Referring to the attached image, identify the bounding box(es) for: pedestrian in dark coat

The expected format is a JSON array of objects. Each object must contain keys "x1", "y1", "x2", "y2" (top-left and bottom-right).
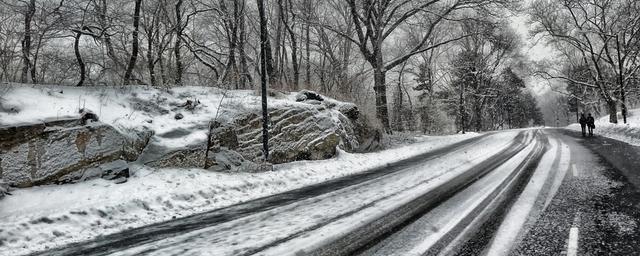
[
  {"x1": 587, "y1": 113, "x2": 595, "y2": 137},
  {"x1": 579, "y1": 113, "x2": 587, "y2": 137}
]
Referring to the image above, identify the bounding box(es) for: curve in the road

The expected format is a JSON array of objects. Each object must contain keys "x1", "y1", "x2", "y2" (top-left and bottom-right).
[{"x1": 28, "y1": 133, "x2": 491, "y2": 256}]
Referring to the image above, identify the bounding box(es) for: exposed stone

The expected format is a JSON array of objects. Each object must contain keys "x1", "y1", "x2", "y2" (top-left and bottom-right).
[
  {"x1": 112, "y1": 176, "x2": 128, "y2": 184},
  {"x1": 208, "y1": 121, "x2": 238, "y2": 150},
  {"x1": 79, "y1": 108, "x2": 99, "y2": 125},
  {"x1": 0, "y1": 119, "x2": 125, "y2": 188},
  {"x1": 295, "y1": 90, "x2": 324, "y2": 102},
  {"x1": 206, "y1": 147, "x2": 258, "y2": 172},
  {"x1": 352, "y1": 114, "x2": 383, "y2": 152},
  {"x1": 0, "y1": 179, "x2": 10, "y2": 199},
  {"x1": 100, "y1": 160, "x2": 129, "y2": 180},
  {"x1": 121, "y1": 127, "x2": 154, "y2": 162},
  {"x1": 305, "y1": 99, "x2": 322, "y2": 105},
  {"x1": 138, "y1": 141, "x2": 207, "y2": 169},
  {"x1": 206, "y1": 101, "x2": 378, "y2": 166},
  {"x1": 174, "y1": 113, "x2": 184, "y2": 120},
  {"x1": 338, "y1": 103, "x2": 359, "y2": 120}
]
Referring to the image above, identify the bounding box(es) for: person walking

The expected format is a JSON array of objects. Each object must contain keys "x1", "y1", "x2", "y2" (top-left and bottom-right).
[
  {"x1": 587, "y1": 113, "x2": 595, "y2": 137},
  {"x1": 579, "y1": 113, "x2": 587, "y2": 137}
]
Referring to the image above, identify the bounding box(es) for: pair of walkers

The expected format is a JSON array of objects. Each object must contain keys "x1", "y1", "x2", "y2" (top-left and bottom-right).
[{"x1": 579, "y1": 113, "x2": 595, "y2": 137}]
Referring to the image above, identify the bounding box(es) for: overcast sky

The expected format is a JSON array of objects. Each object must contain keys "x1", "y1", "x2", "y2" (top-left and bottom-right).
[{"x1": 508, "y1": 6, "x2": 561, "y2": 96}]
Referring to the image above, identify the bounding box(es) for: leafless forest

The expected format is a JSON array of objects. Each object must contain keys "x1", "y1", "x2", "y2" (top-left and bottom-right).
[{"x1": 2, "y1": 0, "x2": 639, "y2": 133}]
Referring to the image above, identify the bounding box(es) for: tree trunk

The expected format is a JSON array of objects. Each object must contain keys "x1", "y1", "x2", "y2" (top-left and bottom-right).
[
  {"x1": 607, "y1": 100, "x2": 618, "y2": 124},
  {"x1": 279, "y1": 0, "x2": 299, "y2": 90},
  {"x1": 74, "y1": 32, "x2": 86, "y2": 87},
  {"x1": 99, "y1": 0, "x2": 124, "y2": 75},
  {"x1": 123, "y1": 0, "x2": 142, "y2": 84},
  {"x1": 174, "y1": 0, "x2": 184, "y2": 85},
  {"x1": 238, "y1": 1, "x2": 250, "y2": 89},
  {"x1": 474, "y1": 96, "x2": 484, "y2": 132},
  {"x1": 31, "y1": 33, "x2": 44, "y2": 83},
  {"x1": 257, "y1": 0, "x2": 270, "y2": 161},
  {"x1": 305, "y1": 14, "x2": 311, "y2": 87},
  {"x1": 621, "y1": 86, "x2": 627, "y2": 124},
  {"x1": 459, "y1": 82, "x2": 466, "y2": 134},
  {"x1": 20, "y1": 0, "x2": 36, "y2": 83},
  {"x1": 373, "y1": 66, "x2": 391, "y2": 133},
  {"x1": 147, "y1": 30, "x2": 156, "y2": 87}
]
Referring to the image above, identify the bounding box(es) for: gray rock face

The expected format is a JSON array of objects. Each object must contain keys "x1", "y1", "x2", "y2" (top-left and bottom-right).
[
  {"x1": 0, "y1": 179, "x2": 10, "y2": 199},
  {"x1": 100, "y1": 160, "x2": 130, "y2": 180},
  {"x1": 0, "y1": 119, "x2": 126, "y2": 187},
  {"x1": 295, "y1": 90, "x2": 324, "y2": 102},
  {"x1": 121, "y1": 127, "x2": 154, "y2": 161},
  {"x1": 206, "y1": 98, "x2": 381, "y2": 167},
  {"x1": 137, "y1": 140, "x2": 207, "y2": 169}
]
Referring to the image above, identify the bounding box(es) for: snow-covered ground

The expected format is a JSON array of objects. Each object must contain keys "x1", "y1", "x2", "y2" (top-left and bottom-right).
[
  {"x1": 0, "y1": 84, "x2": 348, "y2": 148},
  {"x1": 0, "y1": 130, "x2": 479, "y2": 255},
  {"x1": 567, "y1": 108, "x2": 640, "y2": 146},
  {"x1": 96, "y1": 131, "x2": 522, "y2": 256}
]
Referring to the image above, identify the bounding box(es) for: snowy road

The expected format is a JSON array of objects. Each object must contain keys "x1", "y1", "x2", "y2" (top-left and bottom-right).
[{"x1": 24, "y1": 128, "x2": 640, "y2": 256}]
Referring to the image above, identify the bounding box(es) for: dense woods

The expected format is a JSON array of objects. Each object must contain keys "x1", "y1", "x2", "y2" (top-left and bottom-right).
[{"x1": 0, "y1": 0, "x2": 548, "y2": 133}]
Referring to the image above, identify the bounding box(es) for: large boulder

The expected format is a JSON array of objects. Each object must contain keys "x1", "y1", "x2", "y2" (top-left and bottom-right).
[
  {"x1": 0, "y1": 119, "x2": 125, "y2": 187},
  {"x1": 206, "y1": 97, "x2": 380, "y2": 167}
]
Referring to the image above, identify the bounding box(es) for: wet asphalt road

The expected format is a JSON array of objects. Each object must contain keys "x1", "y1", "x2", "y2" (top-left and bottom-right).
[{"x1": 457, "y1": 129, "x2": 640, "y2": 256}]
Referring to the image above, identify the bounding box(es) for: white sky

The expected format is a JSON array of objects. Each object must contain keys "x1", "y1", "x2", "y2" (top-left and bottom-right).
[{"x1": 509, "y1": 9, "x2": 560, "y2": 96}]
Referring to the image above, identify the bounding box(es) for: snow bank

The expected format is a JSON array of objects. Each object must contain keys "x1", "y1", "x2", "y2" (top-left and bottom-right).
[
  {"x1": 566, "y1": 109, "x2": 640, "y2": 146},
  {"x1": 0, "y1": 84, "x2": 290, "y2": 148},
  {"x1": 0, "y1": 131, "x2": 478, "y2": 255}
]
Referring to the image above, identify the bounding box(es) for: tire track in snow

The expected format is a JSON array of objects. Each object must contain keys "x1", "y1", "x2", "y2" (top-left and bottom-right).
[
  {"x1": 484, "y1": 133, "x2": 573, "y2": 256},
  {"x1": 27, "y1": 134, "x2": 491, "y2": 256}
]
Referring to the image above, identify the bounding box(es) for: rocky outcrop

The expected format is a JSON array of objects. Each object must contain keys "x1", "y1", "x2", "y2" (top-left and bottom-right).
[
  {"x1": 206, "y1": 98, "x2": 381, "y2": 169},
  {"x1": 0, "y1": 91, "x2": 382, "y2": 187},
  {"x1": 0, "y1": 118, "x2": 126, "y2": 187},
  {"x1": 120, "y1": 127, "x2": 154, "y2": 161},
  {"x1": 135, "y1": 140, "x2": 207, "y2": 169}
]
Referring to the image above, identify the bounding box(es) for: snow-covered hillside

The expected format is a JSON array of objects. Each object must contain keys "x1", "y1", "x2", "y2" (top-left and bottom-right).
[
  {"x1": 1, "y1": 84, "x2": 388, "y2": 188},
  {"x1": 1, "y1": 84, "x2": 320, "y2": 148},
  {"x1": 567, "y1": 109, "x2": 640, "y2": 146}
]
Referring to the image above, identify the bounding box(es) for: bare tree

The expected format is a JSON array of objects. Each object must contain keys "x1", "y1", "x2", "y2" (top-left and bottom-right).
[
  {"x1": 123, "y1": 0, "x2": 143, "y2": 84},
  {"x1": 332, "y1": 0, "x2": 507, "y2": 132},
  {"x1": 531, "y1": 0, "x2": 640, "y2": 123},
  {"x1": 20, "y1": 0, "x2": 36, "y2": 83},
  {"x1": 257, "y1": 0, "x2": 270, "y2": 160}
]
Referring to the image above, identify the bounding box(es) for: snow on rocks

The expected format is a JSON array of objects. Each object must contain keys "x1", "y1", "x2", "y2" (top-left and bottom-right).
[
  {"x1": 0, "y1": 118, "x2": 126, "y2": 187},
  {"x1": 0, "y1": 84, "x2": 382, "y2": 183}
]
